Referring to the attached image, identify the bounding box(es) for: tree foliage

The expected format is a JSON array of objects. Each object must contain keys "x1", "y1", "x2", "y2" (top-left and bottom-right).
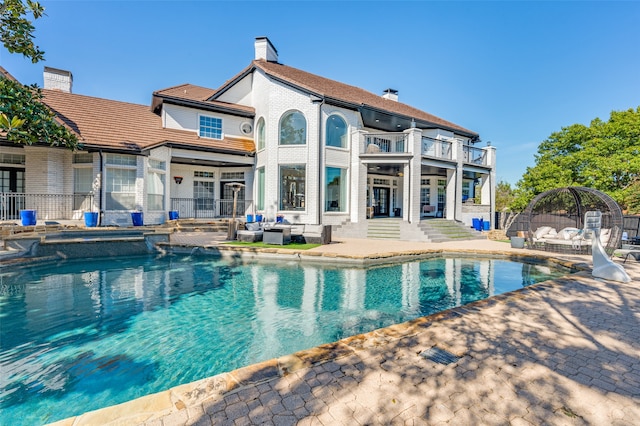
[
  {"x1": 0, "y1": 76, "x2": 80, "y2": 149},
  {"x1": 0, "y1": 0, "x2": 45, "y2": 63},
  {"x1": 514, "y1": 107, "x2": 640, "y2": 213},
  {"x1": 0, "y1": 0, "x2": 79, "y2": 150}
]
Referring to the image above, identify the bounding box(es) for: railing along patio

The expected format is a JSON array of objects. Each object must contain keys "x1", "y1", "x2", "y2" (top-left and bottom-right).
[
  {"x1": 170, "y1": 198, "x2": 254, "y2": 219},
  {"x1": 0, "y1": 193, "x2": 94, "y2": 221},
  {"x1": 463, "y1": 145, "x2": 487, "y2": 165}
]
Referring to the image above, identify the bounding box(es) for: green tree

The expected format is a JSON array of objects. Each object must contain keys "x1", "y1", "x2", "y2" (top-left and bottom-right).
[
  {"x1": 1, "y1": 0, "x2": 45, "y2": 62},
  {"x1": 514, "y1": 107, "x2": 640, "y2": 212},
  {"x1": 0, "y1": 76, "x2": 80, "y2": 149},
  {"x1": 0, "y1": 0, "x2": 79, "y2": 149}
]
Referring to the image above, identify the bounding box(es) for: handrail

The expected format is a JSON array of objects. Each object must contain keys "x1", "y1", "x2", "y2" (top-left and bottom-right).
[
  {"x1": 463, "y1": 145, "x2": 487, "y2": 165},
  {"x1": 0, "y1": 192, "x2": 94, "y2": 220},
  {"x1": 421, "y1": 137, "x2": 453, "y2": 160},
  {"x1": 363, "y1": 133, "x2": 408, "y2": 154}
]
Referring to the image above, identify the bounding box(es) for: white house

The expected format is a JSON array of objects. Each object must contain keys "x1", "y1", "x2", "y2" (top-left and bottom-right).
[{"x1": 0, "y1": 37, "x2": 495, "y2": 239}]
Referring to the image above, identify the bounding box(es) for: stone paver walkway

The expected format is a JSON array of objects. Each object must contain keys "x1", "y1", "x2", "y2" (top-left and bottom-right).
[{"x1": 50, "y1": 236, "x2": 639, "y2": 426}]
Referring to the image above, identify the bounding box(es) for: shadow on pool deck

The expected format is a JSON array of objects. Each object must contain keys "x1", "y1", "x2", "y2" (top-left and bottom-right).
[{"x1": 44, "y1": 236, "x2": 640, "y2": 425}]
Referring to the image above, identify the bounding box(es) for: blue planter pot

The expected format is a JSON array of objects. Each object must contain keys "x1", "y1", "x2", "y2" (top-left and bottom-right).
[
  {"x1": 84, "y1": 212, "x2": 99, "y2": 227},
  {"x1": 131, "y1": 212, "x2": 144, "y2": 226},
  {"x1": 20, "y1": 210, "x2": 37, "y2": 226}
]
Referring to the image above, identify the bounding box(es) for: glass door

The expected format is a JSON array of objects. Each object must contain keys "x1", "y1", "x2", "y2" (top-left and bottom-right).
[
  {"x1": 0, "y1": 167, "x2": 25, "y2": 219},
  {"x1": 373, "y1": 187, "x2": 389, "y2": 216}
]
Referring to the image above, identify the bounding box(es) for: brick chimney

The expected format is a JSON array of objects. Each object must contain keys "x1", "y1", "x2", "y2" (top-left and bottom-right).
[
  {"x1": 254, "y1": 37, "x2": 278, "y2": 62},
  {"x1": 43, "y1": 67, "x2": 73, "y2": 93},
  {"x1": 382, "y1": 88, "x2": 398, "y2": 102}
]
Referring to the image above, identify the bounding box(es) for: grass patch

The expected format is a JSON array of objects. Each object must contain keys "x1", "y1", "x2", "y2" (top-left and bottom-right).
[{"x1": 223, "y1": 241, "x2": 321, "y2": 250}]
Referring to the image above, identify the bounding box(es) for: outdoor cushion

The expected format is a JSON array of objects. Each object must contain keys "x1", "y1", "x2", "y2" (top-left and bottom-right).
[
  {"x1": 246, "y1": 222, "x2": 262, "y2": 231},
  {"x1": 558, "y1": 227, "x2": 580, "y2": 240},
  {"x1": 534, "y1": 226, "x2": 553, "y2": 239}
]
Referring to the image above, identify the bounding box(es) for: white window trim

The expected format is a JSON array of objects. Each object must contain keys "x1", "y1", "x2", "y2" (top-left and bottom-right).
[{"x1": 198, "y1": 114, "x2": 224, "y2": 140}]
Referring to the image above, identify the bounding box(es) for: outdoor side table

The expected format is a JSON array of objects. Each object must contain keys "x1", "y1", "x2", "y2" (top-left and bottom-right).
[{"x1": 263, "y1": 226, "x2": 291, "y2": 245}]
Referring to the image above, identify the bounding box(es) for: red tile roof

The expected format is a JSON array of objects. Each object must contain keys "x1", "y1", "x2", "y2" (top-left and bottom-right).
[{"x1": 41, "y1": 89, "x2": 255, "y2": 154}]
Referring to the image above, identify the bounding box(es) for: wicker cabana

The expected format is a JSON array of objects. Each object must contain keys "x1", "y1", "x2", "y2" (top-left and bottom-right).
[{"x1": 519, "y1": 187, "x2": 623, "y2": 254}]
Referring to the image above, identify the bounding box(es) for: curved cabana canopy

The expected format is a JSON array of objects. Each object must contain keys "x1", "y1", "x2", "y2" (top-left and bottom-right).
[{"x1": 520, "y1": 187, "x2": 623, "y2": 254}]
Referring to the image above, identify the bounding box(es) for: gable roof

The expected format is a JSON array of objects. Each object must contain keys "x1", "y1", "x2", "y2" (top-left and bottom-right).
[
  {"x1": 212, "y1": 59, "x2": 478, "y2": 138},
  {"x1": 151, "y1": 83, "x2": 254, "y2": 117},
  {"x1": 41, "y1": 89, "x2": 254, "y2": 154}
]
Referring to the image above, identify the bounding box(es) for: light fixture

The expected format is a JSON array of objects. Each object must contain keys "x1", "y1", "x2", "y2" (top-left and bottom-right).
[{"x1": 174, "y1": 176, "x2": 183, "y2": 184}]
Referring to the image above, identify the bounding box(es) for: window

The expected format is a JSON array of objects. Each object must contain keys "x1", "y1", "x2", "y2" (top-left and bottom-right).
[
  {"x1": 199, "y1": 115, "x2": 222, "y2": 139},
  {"x1": 147, "y1": 159, "x2": 166, "y2": 210},
  {"x1": 257, "y1": 117, "x2": 265, "y2": 150},
  {"x1": 221, "y1": 172, "x2": 245, "y2": 180},
  {"x1": 106, "y1": 168, "x2": 137, "y2": 210},
  {"x1": 280, "y1": 165, "x2": 305, "y2": 211},
  {"x1": 105, "y1": 154, "x2": 137, "y2": 210},
  {"x1": 325, "y1": 167, "x2": 347, "y2": 212},
  {"x1": 74, "y1": 167, "x2": 93, "y2": 210},
  {"x1": 106, "y1": 154, "x2": 136, "y2": 166},
  {"x1": 194, "y1": 181, "x2": 215, "y2": 210},
  {"x1": 0, "y1": 153, "x2": 25, "y2": 165},
  {"x1": 279, "y1": 111, "x2": 306, "y2": 145},
  {"x1": 257, "y1": 167, "x2": 265, "y2": 211},
  {"x1": 326, "y1": 115, "x2": 347, "y2": 148},
  {"x1": 420, "y1": 187, "x2": 431, "y2": 206},
  {"x1": 73, "y1": 153, "x2": 93, "y2": 164},
  {"x1": 194, "y1": 170, "x2": 215, "y2": 178}
]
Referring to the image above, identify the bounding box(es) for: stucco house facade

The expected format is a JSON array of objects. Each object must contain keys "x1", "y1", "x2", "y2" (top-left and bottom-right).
[{"x1": 0, "y1": 37, "x2": 495, "y2": 238}]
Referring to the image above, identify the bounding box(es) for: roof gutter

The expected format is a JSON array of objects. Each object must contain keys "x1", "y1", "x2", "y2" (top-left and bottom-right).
[{"x1": 154, "y1": 96, "x2": 254, "y2": 118}]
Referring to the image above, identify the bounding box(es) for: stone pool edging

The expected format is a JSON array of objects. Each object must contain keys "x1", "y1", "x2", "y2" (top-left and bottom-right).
[{"x1": 46, "y1": 250, "x2": 589, "y2": 426}]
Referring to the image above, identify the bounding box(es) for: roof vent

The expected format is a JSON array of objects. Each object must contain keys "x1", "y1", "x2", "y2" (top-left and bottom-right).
[
  {"x1": 382, "y1": 88, "x2": 398, "y2": 102},
  {"x1": 43, "y1": 67, "x2": 73, "y2": 93},
  {"x1": 255, "y1": 37, "x2": 278, "y2": 62}
]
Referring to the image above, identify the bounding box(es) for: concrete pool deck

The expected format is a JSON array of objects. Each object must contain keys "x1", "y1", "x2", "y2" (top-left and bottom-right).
[{"x1": 47, "y1": 236, "x2": 639, "y2": 426}]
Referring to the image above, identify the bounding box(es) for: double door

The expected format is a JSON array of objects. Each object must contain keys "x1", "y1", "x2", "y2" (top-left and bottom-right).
[
  {"x1": 372, "y1": 187, "x2": 389, "y2": 217},
  {"x1": 0, "y1": 168, "x2": 25, "y2": 219}
]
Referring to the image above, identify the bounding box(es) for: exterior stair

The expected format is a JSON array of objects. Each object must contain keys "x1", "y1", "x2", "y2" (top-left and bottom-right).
[
  {"x1": 333, "y1": 218, "x2": 485, "y2": 243},
  {"x1": 418, "y1": 219, "x2": 485, "y2": 242},
  {"x1": 171, "y1": 219, "x2": 229, "y2": 233},
  {"x1": 367, "y1": 218, "x2": 402, "y2": 240}
]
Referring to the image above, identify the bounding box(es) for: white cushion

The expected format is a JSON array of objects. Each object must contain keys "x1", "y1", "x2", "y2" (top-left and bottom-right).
[
  {"x1": 534, "y1": 226, "x2": 553, "y2": 239},
  {"x1": 558, "y1": 227, "x2": 580, "y2": 240}
]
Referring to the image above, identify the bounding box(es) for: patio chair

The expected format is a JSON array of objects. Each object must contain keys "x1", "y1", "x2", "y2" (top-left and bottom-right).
[{"x1": 623, "y1": 250, "x2": 640, "y2": 263}]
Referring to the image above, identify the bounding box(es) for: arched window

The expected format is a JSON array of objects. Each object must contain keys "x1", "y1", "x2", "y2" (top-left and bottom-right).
[
  {"x1": 256, "y1": 117, "x2": 265, "y2": 151},
  {"x1": 326, "y1": 114, "x2": 347, "y2": 148},
  {"x1": 279, "y1": 111, "x2": 306, "y2": 145}
]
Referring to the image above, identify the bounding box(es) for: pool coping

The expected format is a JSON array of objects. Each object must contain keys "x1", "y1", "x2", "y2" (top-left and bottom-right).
[{"x1": 45, "y1": 247, "x2": 591, "y2": 426}]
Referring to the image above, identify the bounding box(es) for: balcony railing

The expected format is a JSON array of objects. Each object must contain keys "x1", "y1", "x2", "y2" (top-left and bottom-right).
[
  {"x1": 170, "y1": 198, "x2": 254, "y2": 219},
  {"x1": 363, "y1": 133, "x2": 408, "y2": 154},
  {"x1": 463, "y1": 145, "x2": 487, "y2": 166},
  {"x1": 422, "y1": 137, "x2": 453, "y2": 160},
  {"x1": 0, "y1": 193, "x2": 94, "y2": 221}
]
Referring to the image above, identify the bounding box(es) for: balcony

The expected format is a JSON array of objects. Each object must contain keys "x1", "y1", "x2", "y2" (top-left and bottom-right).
[
  {"x1": 0, "y1": 193, "x2": 94, "y2": 220},
  {"x1": 463, "y1": 146, "x2": 487, "y2": 166},
  {"x1": 363, "y1": 133, "x2": 408, "y2": 154},
  {"x1": 422, "y1": 137, "x2": 453, "y2": 160}
]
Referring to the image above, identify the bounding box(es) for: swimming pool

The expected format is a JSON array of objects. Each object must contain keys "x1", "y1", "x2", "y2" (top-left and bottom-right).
[{"x1": 0, "y1": 254, "x2": 570, "y2": 425}]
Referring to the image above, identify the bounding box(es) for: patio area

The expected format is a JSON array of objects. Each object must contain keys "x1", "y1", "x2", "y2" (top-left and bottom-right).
[{"x1": 47, "y1": 237, "x2": 640, "y2": 426}]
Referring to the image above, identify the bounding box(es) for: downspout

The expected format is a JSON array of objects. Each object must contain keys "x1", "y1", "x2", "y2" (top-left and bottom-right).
[
  {"x1": 98, "y1": 149, "x2": 104, "y2": 226},
  {"x1": 315, "y1": 97, "x2": 325, "y2": 225}
]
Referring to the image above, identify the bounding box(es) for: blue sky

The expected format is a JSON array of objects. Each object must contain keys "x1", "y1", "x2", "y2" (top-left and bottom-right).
[{"x1": 2, "y1": 1, "x2": 639, "y2": 185}]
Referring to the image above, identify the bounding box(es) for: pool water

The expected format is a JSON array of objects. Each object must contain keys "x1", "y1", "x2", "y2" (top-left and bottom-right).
[{"x1": 0, "y1": 255, "x2": 569, "y2": 425}]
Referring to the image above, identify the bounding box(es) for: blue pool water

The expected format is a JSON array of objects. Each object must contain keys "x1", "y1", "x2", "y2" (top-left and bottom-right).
[{"x1": 0, "y1": 255, "x2": 569, "y2": 425}]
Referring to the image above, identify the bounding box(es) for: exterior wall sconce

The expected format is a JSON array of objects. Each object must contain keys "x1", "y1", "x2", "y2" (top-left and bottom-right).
[{"x1": 174, "y1": 176, "x2": 183, "y2": 184}]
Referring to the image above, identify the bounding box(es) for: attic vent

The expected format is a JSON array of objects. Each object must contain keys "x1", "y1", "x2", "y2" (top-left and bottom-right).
[{"x1": 420, "y1": 347, "x2": 462, "y2": 365}]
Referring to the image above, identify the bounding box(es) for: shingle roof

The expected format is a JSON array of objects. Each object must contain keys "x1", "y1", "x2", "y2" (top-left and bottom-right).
[
  {"x1": 250, "y1": 60, "x2": 477, "y2": 137},
  {"x1": 41, "y1": 89, "x2": 254, "y2": 154}
]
